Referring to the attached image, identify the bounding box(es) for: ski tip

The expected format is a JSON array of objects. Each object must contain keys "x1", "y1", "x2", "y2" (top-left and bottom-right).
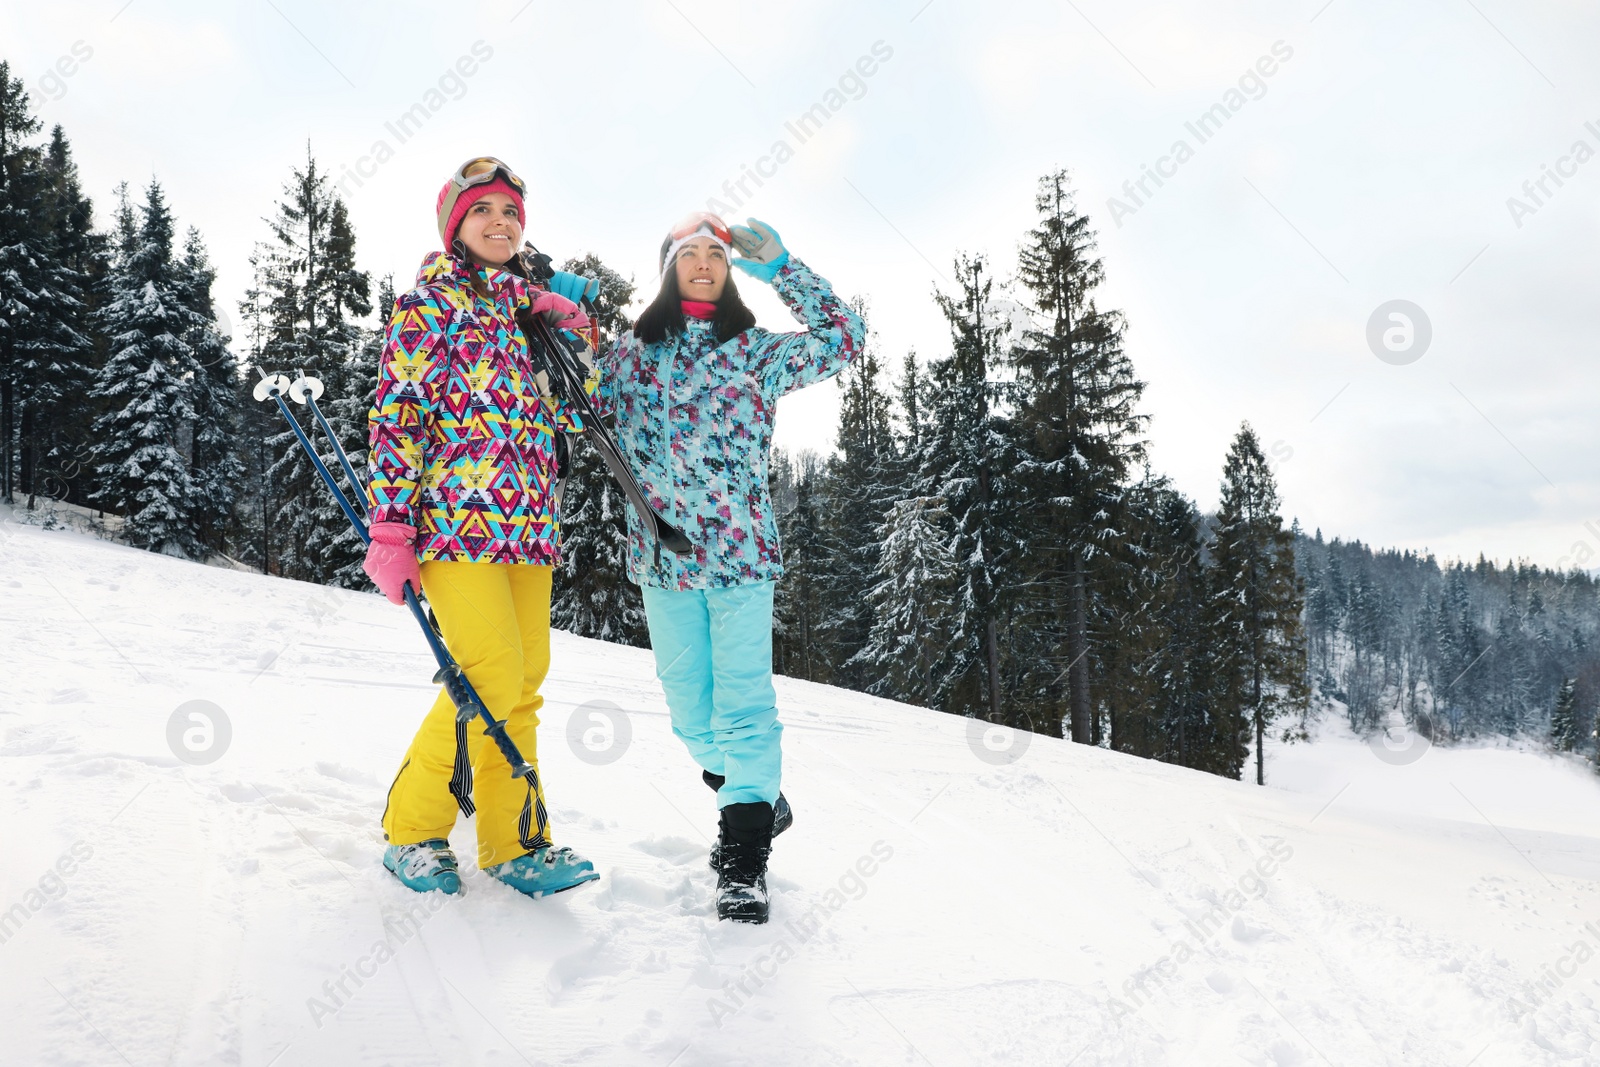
[{"x1": 659, "y1": 523, "x2": 693, "y2": 555}]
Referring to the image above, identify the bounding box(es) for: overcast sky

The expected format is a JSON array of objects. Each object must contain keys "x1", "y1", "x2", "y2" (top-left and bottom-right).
[{"x1": 6, "y1": 0, "x2": 1599, "y2": 569}]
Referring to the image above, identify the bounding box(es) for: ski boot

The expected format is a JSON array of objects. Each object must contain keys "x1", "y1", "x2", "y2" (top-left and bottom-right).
[
  {"x1": 703, "y1": 770, "x2": 792, "y2": 871},
  {"x1": 383, "y1": 839, "x2": 462, "y2": 895},
  {"x1": 716, "y1": 801, "x2": 774, "y2": 924},
  {"x1": 484, "y1": 846, "x2": 600, "y2": 898}
]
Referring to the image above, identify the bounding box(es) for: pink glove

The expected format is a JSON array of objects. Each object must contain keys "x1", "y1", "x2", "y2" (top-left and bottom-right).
[
  {"x1": 363, "y1": 522, "x2": 421, "y2": 605},
  {"x1": 529, "y1": 290, "x2": 589, "y2": 331}
]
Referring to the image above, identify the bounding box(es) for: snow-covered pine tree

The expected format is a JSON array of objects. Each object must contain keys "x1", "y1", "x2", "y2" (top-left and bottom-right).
[
  {"x1": 1341, "y1": 570, "x2": 1385, "y2": 732},
  {"x1": 892, "y1": 348, "x2": 924, "y2": 488},
  {"x1": 342, "y1": 269, "x2": 394, "y2": 461},
  {"x1": 1096, "y1": 474, "x2": 1229, "y2": 769},
  {"x1": 0, "y1": 66, "x2": 97, "y2": 510},
  {"x1": 1491, "y1": 603, "x2": 1538, "y2": 737},
  {"x1": 311, "y1": 199, "x2": 372, "y2": 587},
  {"x1": 915, "y1": 253, "x2": 1010, "y2": 721},
  {"x1": 318, "y1": 263, "x2": 391, "y2": 590},
  {"x1": 848, "y1": 494, "x2": 958, "y2": 706},
  {"x1": 373, "y1": 274, "x2": 396, "y2": 327},
  {"x1": 88, "y1": 181, "x2": 203, "y2": 558},
  {"x1": 1551, "y1": 677, "x2": 1578, "y2": 751},
  {"x1": 175, "y1": 228, "x2": 244, "y2": 556},
  {"x1": 241, "y1": 149, "x2": 371, "y2": 585},
  {"x1": 1302, "y1": 549, "x2": 1340, "y2": 678},
  {"x1": 18, "y1": 126, "x2": 100, "y2": 510},
  {"x1": 767, "y1": 448, "x2": 796, "y2": 654},
  {"x1": 769, "y1": 445, "x2": 799, "y2": 516},
  {"x1": 0, "y1": 60, "x2": 40, "y2": 505},
  {"x1": 1211, "y1": 422, "x2": 1308, "y2": 784},
  {"x1": 1008, "y1": 169, "x2": 1147, "y2": 744},
  {"x1": 817, "y1": 298, "x2": 898, "y2": 687},
  {"x1": 550, "y1": 253, "x2": 648, "y2": 646},
  {"x1": 773, "y1": 450, "x2": 830, "y2": 682},
  {"x1": 1431, "y1": 564, "x2": 1485, "y2": 738}
]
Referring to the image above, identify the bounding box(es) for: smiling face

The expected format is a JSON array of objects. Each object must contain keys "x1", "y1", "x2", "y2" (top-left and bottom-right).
[
  {"x1": 456, "y1": 191, "x2": 523, "y2": 268},
  {"x1": 672, "y1": 236, "x2": 729, "y2": 303}
]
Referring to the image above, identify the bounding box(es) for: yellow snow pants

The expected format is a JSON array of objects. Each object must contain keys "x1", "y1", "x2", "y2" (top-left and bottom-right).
[{"x1": 382, "y1": 560, "x2": 554, "y2": 868}]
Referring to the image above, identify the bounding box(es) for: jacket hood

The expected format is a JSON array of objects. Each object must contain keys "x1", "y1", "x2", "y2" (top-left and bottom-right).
[{"x1": 412, "y1": 251, "x2": 533, "y2": 307}]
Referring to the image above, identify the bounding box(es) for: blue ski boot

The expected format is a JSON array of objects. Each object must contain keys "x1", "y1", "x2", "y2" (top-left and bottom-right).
[
  {"x1": 484, "y1": 846, "x2": 600, "y2": 898},
  {"x1": 383, "y1": 839, "x2": 462, "y2": 895}
]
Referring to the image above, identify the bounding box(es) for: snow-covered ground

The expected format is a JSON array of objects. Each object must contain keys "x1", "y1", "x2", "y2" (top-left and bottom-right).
[{"x1": 3, "y1": 512, "x2": 1599, "y2": 1067}]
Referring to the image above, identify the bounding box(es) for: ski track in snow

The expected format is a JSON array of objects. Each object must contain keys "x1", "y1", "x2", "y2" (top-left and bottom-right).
[{"x1": 2, "y1": 514, "x2": 1599, "y2": 1066}]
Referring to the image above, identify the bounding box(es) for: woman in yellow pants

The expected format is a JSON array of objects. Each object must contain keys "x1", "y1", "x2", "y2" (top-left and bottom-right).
[
  {"x1": 379, "y1": 563, "x2": 555, "y2": 875},
  {"x1": 362, "y1": 156, "x2": 599, "y2": 897}
]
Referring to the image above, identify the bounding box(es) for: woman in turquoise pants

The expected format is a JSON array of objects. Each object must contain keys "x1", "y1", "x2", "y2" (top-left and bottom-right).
[{"x1": 592, "y1": 212, "x2": 864, "y2": 923}]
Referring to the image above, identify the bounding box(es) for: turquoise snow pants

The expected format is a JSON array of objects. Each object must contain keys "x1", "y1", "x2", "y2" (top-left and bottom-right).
[{"x1": 640, "y1": 581, "x2": 783, "y2": 808}]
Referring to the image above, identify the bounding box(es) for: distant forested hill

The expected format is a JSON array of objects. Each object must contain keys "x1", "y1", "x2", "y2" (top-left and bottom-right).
[{"x1": 1296, "y1": 528, "x2": 1600, "y2": 753}]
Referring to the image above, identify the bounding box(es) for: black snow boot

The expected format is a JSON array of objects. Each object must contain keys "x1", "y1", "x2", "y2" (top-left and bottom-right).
[
  {"x1": 716, "y1": 801, "x2": 774, "y2": 924},
  {"x1": 703, "y1": 770, "x2": 792, "y2": 872}
]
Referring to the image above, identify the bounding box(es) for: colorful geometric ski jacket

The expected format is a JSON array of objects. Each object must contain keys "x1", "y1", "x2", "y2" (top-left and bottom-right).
[
  {"x1": 366, "y1": 252, "x2": 596, "y2": 565},
  {"x1": 598, "y1": 256, "x2": 865, "y2": 590}
]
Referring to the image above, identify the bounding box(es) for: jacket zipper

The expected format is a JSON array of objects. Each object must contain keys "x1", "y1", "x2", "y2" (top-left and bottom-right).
[{"x1": 655, "y1": 334, "x2": 677, "y2": 581}]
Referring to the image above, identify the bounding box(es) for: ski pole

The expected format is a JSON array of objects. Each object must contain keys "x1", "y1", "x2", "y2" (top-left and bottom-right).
[
  {"x1": 252, "y1": 370, "x2": 539, "y2": 783},
  {"x1": 253, "y1": 371, "x2": 365, "y2": 537},
  {"x1": 289, "y1": 372, "x2": 367, "y2": 505}
]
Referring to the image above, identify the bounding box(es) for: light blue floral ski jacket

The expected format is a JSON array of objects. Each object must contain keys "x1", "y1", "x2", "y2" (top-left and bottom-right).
[{"x1": 597, "y1": 256, "x2": 865, "y2": 590}]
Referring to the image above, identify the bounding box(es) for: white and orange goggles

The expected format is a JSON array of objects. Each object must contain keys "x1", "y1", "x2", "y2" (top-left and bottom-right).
[{"x1": 659, "y1": 212, "x2": 732, "y2": 274}]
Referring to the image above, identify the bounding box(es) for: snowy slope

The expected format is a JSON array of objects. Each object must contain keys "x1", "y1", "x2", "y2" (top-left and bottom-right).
[{"x1": 2, "y1": 513, "x2": 1599, "y2": 1067}]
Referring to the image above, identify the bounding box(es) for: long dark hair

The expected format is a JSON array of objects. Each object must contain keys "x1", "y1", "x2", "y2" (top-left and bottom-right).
[{"x1": 634, "y1": 264, "x2": 757, "y2": 347}]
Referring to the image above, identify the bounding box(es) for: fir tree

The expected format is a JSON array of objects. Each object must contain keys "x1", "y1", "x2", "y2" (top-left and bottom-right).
[
  {"x1": 1008, "y1": 169, "x2": 1147, "y2": 744},
  {"x1": 18, "y1": 126, "x2": 100, "y2": 509},
  {"x1": 0, "y1": 67, "x2": 94, "y2": 509},
  {"x1": 890, "y1": 348, "x2": 925, "y2": 493},
  {"x1": 849, "y1": 494, "x2": 959, "y2": 706},
  {"x1": 0, "y1": 60, "x2": 42, "y2": 505},
  {"x1": 175, "y1": 228, "x2": 244, "y2": 555},
  {"x1": 241, "y1": 148, "x2": 371, "y2": 584},
  {"x1": 768, "y1": 447, "x2": 798, "y2": 656},
  {"x1": 88, "y1": 181, "x2": 202, "y2": 558},
  {"x1": 1551, "y1": 677, "x2": 1578, "y2": 751},
  {"x1": 915, "y1": 253, "x2": 1010, "y2": 721},
  {"x1": 550, "y1": 253, "x2": 648, "y2": 646},
  {"x1": 373, "y1": 274, "x2": 396, "y2": 329},
  {"x1": 817, "y1": 298, "x2": 898, "y2": 686},
  {"x1": 1212, "y1": 422, "x2": 1308, "y2": 784},
  {"x1": 1096, "y1": 475, "x2": 1232, "y2": 771},
  {"x1": 1431, "y1": 563, "x2": 1485, "y2": 738},
  {"x1": 773, "y1": 451, "x2": 830, "y2": 681}
]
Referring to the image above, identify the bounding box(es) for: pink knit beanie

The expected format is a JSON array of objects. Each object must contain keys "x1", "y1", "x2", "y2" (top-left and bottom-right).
[{"x1": 436, "y1": 176, "x2": 525, "y2": 248}]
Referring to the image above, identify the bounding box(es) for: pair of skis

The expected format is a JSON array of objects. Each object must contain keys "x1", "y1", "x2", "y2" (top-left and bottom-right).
[{"x1": 510, "y1": 244, "x2": 690, "y2": 556}]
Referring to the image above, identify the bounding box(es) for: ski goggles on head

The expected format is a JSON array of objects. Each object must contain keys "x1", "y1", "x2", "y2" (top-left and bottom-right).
[
  {"x1": 660, "y1": 211, "x2": 733, "y2": 273},
  {"x1": 669, "y1": 211, "x2": 732, "y2": 245},
  {"x1": 451, "y1": 156, "x2": 526, "y2": 197},
  {"x1": 437, "y1": 156, "x2": 527, "y2": 242}
]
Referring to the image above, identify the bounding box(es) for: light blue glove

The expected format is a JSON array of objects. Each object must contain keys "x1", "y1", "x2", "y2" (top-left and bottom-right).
[
  {"x1": 729, "y1": 218, "x2": 790, "y2": 282},
  {"x1": 546, "y1": 270, "x2": 600, "y2": 304}
]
